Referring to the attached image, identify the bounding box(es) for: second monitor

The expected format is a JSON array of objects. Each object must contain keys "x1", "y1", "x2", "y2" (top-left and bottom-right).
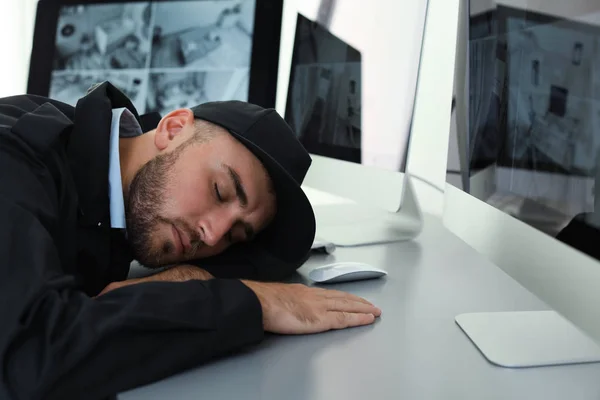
[{"x1": 277, "y1": 0, "x2": 430, "y2": 246}]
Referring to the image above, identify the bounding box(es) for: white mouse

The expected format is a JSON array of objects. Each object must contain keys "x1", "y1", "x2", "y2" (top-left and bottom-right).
[{"x1": 308, "y1": 262, "x2": 387, "y2": 283}]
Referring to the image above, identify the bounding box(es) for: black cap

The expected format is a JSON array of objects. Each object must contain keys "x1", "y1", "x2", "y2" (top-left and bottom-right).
[{"x1": 190, "y1": 101, "x2": 316, "y2": 267}]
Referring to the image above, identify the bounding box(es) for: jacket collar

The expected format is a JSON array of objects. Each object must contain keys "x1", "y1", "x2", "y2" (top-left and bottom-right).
[{"x1": 67, "y1": 81, "x2": 142, "y2": 227}]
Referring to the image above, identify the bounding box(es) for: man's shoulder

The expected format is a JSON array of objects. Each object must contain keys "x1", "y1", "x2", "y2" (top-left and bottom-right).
[
  {"x1": 0, "y1": 94, "x2": 75, "y2": 122},
  {"x1": 0, "y1": 94, "x2": 75, "y2": 154}
]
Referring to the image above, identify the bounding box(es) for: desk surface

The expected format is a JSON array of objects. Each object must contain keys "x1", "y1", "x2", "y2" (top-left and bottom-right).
[{"x1": 120, "y1": 214, "x2": 600, "y2": 400}]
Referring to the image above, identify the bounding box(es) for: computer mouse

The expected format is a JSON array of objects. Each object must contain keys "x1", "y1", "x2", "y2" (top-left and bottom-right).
[{"x1": 308, "y1": 262, "x2": 387, "y2": 284}]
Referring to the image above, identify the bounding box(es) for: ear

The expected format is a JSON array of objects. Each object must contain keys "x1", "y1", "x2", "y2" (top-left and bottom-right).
[{"x1": 154, "y1": 108, "x2": 195, "y2": 151}]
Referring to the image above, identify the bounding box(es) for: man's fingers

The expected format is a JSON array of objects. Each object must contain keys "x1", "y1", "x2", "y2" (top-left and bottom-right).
[
  {"x1": 322, "y1": 289, "x2": 375, "y2": 306},
  {"x1": 329, "y1": 312, "x2": 376, "y2": 330},
  {"x1": 327, "y1": 298, "x2": 382, "y2": 317}
]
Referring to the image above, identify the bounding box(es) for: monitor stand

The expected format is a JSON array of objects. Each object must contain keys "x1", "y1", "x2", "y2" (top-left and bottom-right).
[
  {"x1": 455, "y1": 311, "x2": 600, "y2": 368},
  {"x1": 310, "y1": 174, "x2": 423, "y2": 247}
]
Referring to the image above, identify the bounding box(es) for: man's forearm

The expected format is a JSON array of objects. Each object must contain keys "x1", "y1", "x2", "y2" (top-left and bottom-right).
[
  {"x1": 153, "y1": 264, "x2": 214, "y2": 282},
  {"x1": 98, "y1": 265, "x2": 213, "y2": 296}
]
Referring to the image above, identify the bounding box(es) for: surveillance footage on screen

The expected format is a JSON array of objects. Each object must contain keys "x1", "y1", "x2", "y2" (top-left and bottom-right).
[
  {"x1": 49, "y1": 0, "x2": 255, "y2": 114},
  {"x1": 504, "y1": 17, "x2": 600, "y2": 175}
]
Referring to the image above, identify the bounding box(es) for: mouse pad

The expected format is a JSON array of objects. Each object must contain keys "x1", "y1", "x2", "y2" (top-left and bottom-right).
[{"x1": 455, "y1": 311, "x2": 600, "y2": 368}]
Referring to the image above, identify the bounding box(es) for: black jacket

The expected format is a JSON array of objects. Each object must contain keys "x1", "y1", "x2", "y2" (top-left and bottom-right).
[
  {"x1": 556, "y1": 212, "x2": 600, "y2": 261},
  {"x1": 0, "y1": 83, "x2": 266, "y2": 400}
]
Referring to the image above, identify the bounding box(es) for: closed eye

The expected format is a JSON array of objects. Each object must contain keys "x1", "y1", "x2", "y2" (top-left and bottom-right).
[{"x1": 214, "y1": 183, "x2": 223, "y2": 202}]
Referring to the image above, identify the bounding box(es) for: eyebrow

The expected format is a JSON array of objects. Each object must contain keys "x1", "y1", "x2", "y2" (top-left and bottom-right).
[{"x1": 226, "y1": 165, "x2": 248, "y2": 208}]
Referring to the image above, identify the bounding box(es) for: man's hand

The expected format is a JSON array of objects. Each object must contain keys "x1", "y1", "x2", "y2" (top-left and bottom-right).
[
  {"x1": 97, "y1": 265, "x2": 213, "y2": 296},
  {"x1": 242, "y1": 281, "x2": 381, "y2": 334}
]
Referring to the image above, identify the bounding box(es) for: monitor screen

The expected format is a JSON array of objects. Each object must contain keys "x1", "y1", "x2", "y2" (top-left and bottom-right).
[
  {"x1": 28, "y1": 0, "x2": 283, "y2": 111},
  {"x1": 284, "y1": 14, "x2": 362, "y2": 163},
  {"x1": 447, "y1": 4, "x2": 600, "y2": 261},
  {"x1": 503, "y1": 13, "x2": 600, "y2": 177},
  {"x1": 465, "y1": 10, "x2": 504, "y2": 173}
]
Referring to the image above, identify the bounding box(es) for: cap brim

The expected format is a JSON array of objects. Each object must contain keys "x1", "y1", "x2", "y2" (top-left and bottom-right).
[{"x1": 227, "y1": 131, "x2": 316, "y2": 265}]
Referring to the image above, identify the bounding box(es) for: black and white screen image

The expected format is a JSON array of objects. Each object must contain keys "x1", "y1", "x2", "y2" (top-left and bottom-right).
[
  {"x1": 447, "y1": 6, "x2": 600, "y2": 249},
  {"x1": 285, "y1": 14, "x2": 362, "y2": 164},
  {"x1": 504, "y1": 16, "x2": 600, "y2": 175},
  {"x1": 146, "y1": 70, "x2": 248, "y2": 116},
  {"x1": 49, "y1": 0, "x2": 256, "y2": 114}
]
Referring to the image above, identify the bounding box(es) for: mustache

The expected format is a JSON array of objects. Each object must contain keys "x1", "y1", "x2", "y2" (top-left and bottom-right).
[{"x1": 189, "y1": 236, "x2": 204, "y2": 254}]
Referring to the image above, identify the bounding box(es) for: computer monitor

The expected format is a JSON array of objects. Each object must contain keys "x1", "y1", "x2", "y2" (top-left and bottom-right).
[
  {"x1": 276, "y1": 0, "x2": 430, "y2": 246},
  {"x1": 446, "y1": 0, "x2": 600, "y2": 365},
  {"x1": 27, "y1": 0, "x2": 283, "y2": 111},
  {"x1": 453, "y1": 4, "x2": 600, "y2": 238},
  {"x1": 284, "y1": 13, "x2": 362, "y2": 165},
  {"x1": 496, "y1": 6, "x2": 600, "y2": 235}
]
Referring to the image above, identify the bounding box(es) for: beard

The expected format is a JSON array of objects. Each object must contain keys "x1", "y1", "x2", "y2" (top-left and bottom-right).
[
  {"x1": 125, "y1": 149, "x2": 175, "y2": 268},
  {"x1": 125, "y1": 144, "x2": 201, "y2": 268}
]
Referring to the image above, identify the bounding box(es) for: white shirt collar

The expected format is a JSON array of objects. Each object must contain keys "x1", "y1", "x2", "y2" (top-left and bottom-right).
[{"x1": 108, "y1": 108, "x2": 143, "y2": 229}]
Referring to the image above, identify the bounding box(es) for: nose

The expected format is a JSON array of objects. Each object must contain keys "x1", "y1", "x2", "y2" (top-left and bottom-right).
[{"x1": 199, "y1": 211, "x2": 235, "y2": 247}]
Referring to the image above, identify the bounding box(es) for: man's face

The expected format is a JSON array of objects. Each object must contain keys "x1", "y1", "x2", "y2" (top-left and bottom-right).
[{"x1": 125, "y1": 113, "x2": 277, "y2": 268}]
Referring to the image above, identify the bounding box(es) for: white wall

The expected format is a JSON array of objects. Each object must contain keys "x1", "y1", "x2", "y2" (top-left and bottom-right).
[
  {"x1": 0, "y1": 0, "x2": 37, "y2": 97},
  {"x1": 445, "y1": 0, "x2": 600, "y2": 343}
]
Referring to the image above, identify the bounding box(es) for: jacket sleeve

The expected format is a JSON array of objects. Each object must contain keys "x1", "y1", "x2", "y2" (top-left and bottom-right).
[
  {"x1": 555, "y1": 212, "x2": 600, "y2": 261},
  {"x1": 0, "y1": 199, "x2": 264, "y2": 400}
]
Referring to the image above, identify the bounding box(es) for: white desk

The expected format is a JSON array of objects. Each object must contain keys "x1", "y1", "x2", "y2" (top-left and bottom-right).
[{"x1": 120, "y1": 214, "x2": 600, "y2": 399}]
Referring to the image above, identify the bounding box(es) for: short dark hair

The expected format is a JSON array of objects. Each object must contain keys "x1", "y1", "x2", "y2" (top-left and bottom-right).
[{"x1": 191, "y1": 118, "x2": 223, "y2": 144}]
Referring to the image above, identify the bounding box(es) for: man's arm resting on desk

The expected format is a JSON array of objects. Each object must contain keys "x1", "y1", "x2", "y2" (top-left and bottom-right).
[
  {"x1": 97, "y1": 264, "x2": 214, "y2": 296},
  {"x1": 2, "y1": 211, "x2": 380, "y2": 399},
  {"x1": 100, "y1": 273, "x2": 383, "y2": 336},
  {"x1": 1, "y1": 202, "x2": 264, "y2": 400}
]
